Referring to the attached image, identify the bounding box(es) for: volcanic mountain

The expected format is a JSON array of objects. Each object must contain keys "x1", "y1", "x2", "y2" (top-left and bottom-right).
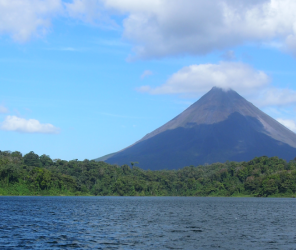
[{"x1": 98, "y1": 87, "x2": 296, "y2": 170}]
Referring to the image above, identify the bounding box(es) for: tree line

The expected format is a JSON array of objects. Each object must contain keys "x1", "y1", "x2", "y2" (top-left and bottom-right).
[{"x1": 1, "y1": 150, "x2": 296, "y2": 197}]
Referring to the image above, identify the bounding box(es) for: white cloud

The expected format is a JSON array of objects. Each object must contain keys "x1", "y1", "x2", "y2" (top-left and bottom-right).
[
  {"x1": 3, "y1": 0, "x2": 296, "y2": 59},
  {"x1": 0, "y1": 116, "x2": 60, "y2": 134},
  {"x1": 0, "y1": 0, "x2": 62, "y2": 42},
  {"x1": 221, "y1": 50, "x2": 236, "y2": 61},
  {"x1": 99, "y1": 0, "x2": 296, "y2": 58},
  {"x1": 277, "y1": 118, "x2": 296, "y2": 132},
  {"x1": 141, "y1": 70, "x2": 153, "y2": 79},
  {"x1": 138, "y1": 62, "x2": 296, "y2": 108},
  {"x1": 255, "y1": 88, "x2": 296, "y2": 107},
  {"x1": 64, "y1": 0, "x2": 116, "y2": 28},
  {"x1": 65, "y1": 0, "x2": 101, "y2": 22},
  {"x1": 138, "y1": 62, "x2": 269, "y2": 95},
  {"x1": 0, "y1": 105, "x2": 8, "y2": 114}
]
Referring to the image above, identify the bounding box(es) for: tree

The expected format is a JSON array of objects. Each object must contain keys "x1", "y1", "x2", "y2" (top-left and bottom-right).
[
  {"x1": 262, "y1": 179, "x2": 278, "y2": 196},
  {"x1": 130, "y1": 162, "x2": 139, "y2": 168},
  {"x1": 24, "y1": 151, "x2": 41, "y2": 167},
  {"x1": 11, "y1": 151, "x2": 22, "y2": 160},
  {"x1": 40, "y1": 154, "x2": 53, "y2": 167},
  {"x1": 121, "y1": 164, "x2": 131, "y2": 174}
]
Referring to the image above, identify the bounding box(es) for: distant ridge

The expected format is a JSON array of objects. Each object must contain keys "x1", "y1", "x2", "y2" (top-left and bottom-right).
[
  {"x1": 97, "y1": 87, "x2": 296, "y2": 170},
  {"x1": 95, "y1": 152, "x2": 116, "y2": 162}
]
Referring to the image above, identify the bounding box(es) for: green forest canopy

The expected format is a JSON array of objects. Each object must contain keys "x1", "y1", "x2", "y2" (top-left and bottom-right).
[{"x1": 1, "y1": 150, "x2": 296, "y2": 197}]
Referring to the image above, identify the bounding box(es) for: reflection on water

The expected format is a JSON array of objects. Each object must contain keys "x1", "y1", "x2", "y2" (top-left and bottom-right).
[{"x1": 0, "y1": 197, "x2": 296, "y2": 249}]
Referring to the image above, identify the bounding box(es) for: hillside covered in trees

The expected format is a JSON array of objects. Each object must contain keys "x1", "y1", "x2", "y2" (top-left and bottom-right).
[{"x1": 1, "y1": 150, "x2": 296, "y2": 197}]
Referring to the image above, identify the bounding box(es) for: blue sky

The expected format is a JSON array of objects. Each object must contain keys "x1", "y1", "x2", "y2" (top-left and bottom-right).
[{"x1": 1, "y1": 0, "x2": 296, "y2": 160}]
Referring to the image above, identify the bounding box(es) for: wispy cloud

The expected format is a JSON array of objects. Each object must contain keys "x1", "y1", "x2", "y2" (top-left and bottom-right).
[
  {"x1": 45, "y1": 47, "x2": 83, "y2": 52},
  {"x1": 255, "y1": 88, "x2": 296, "y2": 107},
  {"x1": 99, "y1": 112, "x2": 151, "y2": 119},
  {"x1": 0, "y1": 105, "x2": 9, "y2": 114},
  {"x1": 221, "y1": 50, "x2": 236, "y2": 61},
  {"x1": 0, "y1": 115, "x2": 60, "y2": 134},
  {"x1": 64, "y1": 0, "x2": 118, "y2": 29},
  {"x1": 277, "y1": 118, "x2": 296, "y2": 133},
  {"x1": 95, "y1": 38, "x2": 129, "y2": 47},
  {"x1": 141, "y1": 70, "x2": 153, "y2": 79},
  {"x1": 59, "y1": 47, "x2": 79, "y2": 51}
]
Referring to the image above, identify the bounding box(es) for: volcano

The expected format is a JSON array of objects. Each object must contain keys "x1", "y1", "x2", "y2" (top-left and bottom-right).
[{"x1": 98, "y1": 87, "x2": 296, "y2": 170}]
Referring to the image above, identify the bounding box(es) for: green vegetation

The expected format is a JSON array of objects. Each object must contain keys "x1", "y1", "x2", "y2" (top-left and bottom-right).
[{"x1": 1, "y1": 150, "x2": 296, "y2": 197}]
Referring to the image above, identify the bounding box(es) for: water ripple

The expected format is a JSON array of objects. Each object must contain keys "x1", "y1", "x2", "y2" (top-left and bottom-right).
[{"x1": 0, "y1": 197, "x2": 296, "y2": 249}]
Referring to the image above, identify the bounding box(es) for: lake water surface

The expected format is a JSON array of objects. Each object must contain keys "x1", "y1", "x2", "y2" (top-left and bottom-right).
[{"x1": 0, "y1": 197, "x2": 296, "y2": 249}]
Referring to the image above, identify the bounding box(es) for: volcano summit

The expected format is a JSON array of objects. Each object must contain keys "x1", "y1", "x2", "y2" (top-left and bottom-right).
[{"x1": 98, "y1": 87, "x2": 296, "y2": 170}]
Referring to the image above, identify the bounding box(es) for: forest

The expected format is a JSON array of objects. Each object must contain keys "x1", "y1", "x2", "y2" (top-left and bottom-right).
[{"x1": 1, "y1": 150, "x2": 296, "y2": 197}]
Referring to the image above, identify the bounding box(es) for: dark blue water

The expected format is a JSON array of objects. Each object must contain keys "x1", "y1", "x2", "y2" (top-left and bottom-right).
[{"x1": 0, "y1": 197, "x2": 296, "y2": 249}]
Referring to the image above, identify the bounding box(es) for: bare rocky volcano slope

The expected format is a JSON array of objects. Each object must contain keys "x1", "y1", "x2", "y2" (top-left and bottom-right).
[{"x1": 97, "y1": 87, "x2": 296, "y2": 170}]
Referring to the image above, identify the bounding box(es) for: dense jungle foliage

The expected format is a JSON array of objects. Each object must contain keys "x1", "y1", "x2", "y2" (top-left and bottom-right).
[{"x1": 1, "y1": 150, "x2": 296, "y2": 197}]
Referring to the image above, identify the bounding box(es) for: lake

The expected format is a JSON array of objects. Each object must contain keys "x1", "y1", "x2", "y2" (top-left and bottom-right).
[{"x1": 0, "y1": 197, "x2": 295, "y2": 249}]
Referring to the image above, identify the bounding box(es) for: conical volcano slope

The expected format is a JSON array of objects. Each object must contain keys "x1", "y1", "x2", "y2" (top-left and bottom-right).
[{"x1": 99, "y1": 87, "x2": 296, "y2": 170}]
